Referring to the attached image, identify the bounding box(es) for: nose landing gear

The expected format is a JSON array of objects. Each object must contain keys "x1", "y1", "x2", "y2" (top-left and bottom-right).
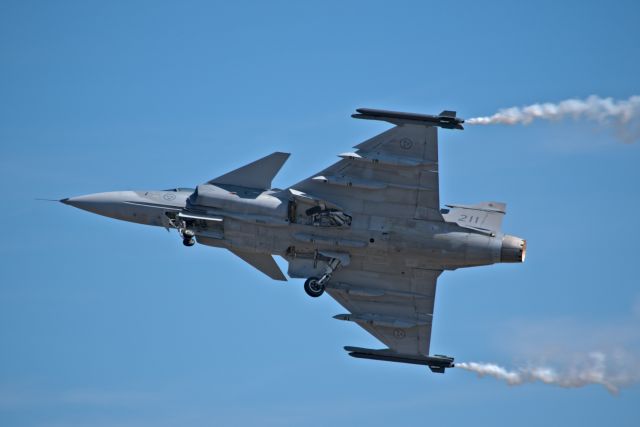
[
  {"x1": 181, "y1": 229, "x2": 195, "y2": 247},
  {"x1": 167, "y1": 214, "x2": 196, "y2": 247}
]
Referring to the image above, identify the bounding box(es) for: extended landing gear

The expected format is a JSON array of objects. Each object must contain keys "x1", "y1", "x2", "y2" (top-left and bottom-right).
[
  {"x1": 304, "y1": 278, "x2": 324, "y2": 297},
  {"x1": 181, "y1": 229, "x2": 195, "y2": 247},
  {"x1": 167, "y1": 214, "x2": 196, "y2": 247},
  {"x1": 304, "y1": 257, "x2": 342, "y2": 298}
]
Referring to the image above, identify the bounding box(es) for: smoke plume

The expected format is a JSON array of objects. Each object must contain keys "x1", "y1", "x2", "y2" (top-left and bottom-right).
[
  {"x1": 456, "y1": 351, "x2": 640, "y2": 394},
  {"x1": 466, "y1": 95, "x2": 640, "y2": 142}
]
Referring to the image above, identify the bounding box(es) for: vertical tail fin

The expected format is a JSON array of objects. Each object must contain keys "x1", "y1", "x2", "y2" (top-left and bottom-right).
[{"x1": 441, "y1": 202, "x2": 506, "y2": 233}]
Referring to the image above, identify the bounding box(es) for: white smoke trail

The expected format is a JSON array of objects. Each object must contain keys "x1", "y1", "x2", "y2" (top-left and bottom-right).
[
  {"x1": 466, "y1": 95, "x2": 640, "y2": 142},
  {"x1": 456, "y1": 352, "x2": 639, "y2": 394}
]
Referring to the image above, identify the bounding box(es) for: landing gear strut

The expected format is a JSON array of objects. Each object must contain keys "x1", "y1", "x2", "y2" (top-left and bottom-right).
[
  {"x1": 304, "y1": 257, "x2": 341, "y2": 298},
  {"x1": 168, "y1": 215, "x2": 196, "y2": 247}
]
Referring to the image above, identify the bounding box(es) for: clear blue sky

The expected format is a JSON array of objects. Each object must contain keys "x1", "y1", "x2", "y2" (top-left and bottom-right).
[{"x1": 1, "y1": 1, "x2": 639, "y2": 425}]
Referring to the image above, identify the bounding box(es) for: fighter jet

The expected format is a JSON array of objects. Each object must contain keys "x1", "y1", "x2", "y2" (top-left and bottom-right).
[{"x1": 61, "y1": 108, "x2": 525, "y2": 373}]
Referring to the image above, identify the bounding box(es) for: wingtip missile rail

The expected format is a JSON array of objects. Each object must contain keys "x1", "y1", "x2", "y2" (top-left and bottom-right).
[
  {"x1": 352, "y1": 108, "x2": 465, "y2": 130},
  {"x1": 344, "y1": 346, "x2": 455, "y2": 374}
]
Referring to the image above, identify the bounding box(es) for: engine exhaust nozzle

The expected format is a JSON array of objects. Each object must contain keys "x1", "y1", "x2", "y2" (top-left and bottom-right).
[{"x1": 501, "y1": 235, "x2": 526, "y2": 263}]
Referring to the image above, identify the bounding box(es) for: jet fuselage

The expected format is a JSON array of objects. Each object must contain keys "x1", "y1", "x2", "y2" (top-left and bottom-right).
[
  {"x1": 59, "y1": 107, "x2": 528, "y2": 372},
  {"x1": 62, "y1": 187, "x2": 525, "y2": 272}
]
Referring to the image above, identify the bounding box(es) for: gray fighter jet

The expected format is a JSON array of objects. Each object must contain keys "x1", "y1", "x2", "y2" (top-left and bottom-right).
[{"x1": 61, "y1": 108, "x2": 525, "y2": 373}]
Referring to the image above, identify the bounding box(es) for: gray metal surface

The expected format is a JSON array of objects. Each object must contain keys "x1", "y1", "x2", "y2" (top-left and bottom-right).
[
  {"x1": 209, "y1": 152, "x2": 290, "y2": 190},
  {"x1": 61, "y1": 107, "x2": 526, "y2": 373}
]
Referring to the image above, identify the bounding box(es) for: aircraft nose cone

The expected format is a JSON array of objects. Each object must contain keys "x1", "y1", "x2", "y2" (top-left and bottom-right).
[
  {"x1": 60, "y1": 194, "x2": 107, "y2": 211},
  {"x1": 60, "y1": 192, "x2": 134, "y2": 218}
]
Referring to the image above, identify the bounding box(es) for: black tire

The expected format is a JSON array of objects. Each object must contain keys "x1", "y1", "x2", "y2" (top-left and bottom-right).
[
  {"x1": 304, "y1": 277, "x2": 325, "y2": 298},
  {"x1": 183, "y1": 238, "x2": 195, "y2": 247}
]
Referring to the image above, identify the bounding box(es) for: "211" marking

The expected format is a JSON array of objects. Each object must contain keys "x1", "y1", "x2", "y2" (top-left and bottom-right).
[{"x1": 458, "y1": 214, "x2": 481, "y2": 224}]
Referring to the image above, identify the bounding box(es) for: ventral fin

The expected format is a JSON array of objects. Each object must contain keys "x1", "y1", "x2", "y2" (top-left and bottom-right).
[{"x1": 228, "y1": 249, "x2": 287, "y2": 281}]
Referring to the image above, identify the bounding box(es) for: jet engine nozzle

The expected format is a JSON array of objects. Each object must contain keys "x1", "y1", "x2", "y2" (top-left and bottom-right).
[{"x1": 501, "y1": 235, "x2": 526, "y2": 263}]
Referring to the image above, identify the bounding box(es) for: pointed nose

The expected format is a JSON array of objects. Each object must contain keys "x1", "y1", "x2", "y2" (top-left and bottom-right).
[
  {"x1": 60, "y1": 191, "x2": 137, "y2": 219},
  {"x1": 61, "y1": 193, "x2": 114, "y2": 211}
]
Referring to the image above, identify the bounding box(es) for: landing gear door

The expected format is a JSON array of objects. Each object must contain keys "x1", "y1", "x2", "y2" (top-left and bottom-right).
[
  {"x1": 287, "y1": 257, "x2": 327, "y2": 279},
  {"x1": 176, "y1": 212, "x2": 225, "y2": 239}
]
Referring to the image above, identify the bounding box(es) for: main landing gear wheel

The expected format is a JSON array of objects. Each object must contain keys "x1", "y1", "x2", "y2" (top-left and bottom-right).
[{"x1": 304, "y1": 277, "x2": 325, "y2": 298}]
